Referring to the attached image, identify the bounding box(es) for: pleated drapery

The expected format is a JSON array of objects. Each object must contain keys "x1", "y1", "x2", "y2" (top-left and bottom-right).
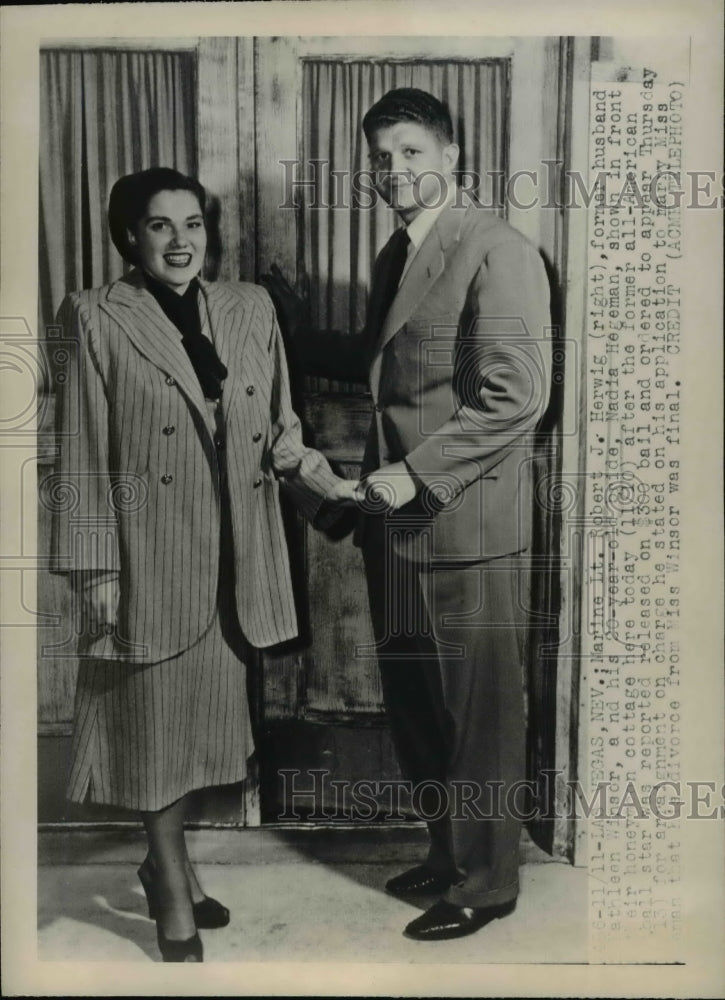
[
  {"x1": 300, "y1": 59, "x2": 509, "y2": 338},
  {"x1": 39, "y1": 49, "x2": 197, "y2": 335}
]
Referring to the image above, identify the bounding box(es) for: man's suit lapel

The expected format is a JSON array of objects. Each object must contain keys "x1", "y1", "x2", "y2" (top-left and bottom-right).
[
  {"x1": 378, "y1": 228, "x2": 445, "y2": 348},
  {"x1": 369, "y1": 201, "x2": 471, "y2": 395}
]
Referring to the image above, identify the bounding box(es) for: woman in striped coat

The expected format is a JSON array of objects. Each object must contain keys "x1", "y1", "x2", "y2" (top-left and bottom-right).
[{"x1": 50, "y1": 167, "x2": 357, "y2": 961}]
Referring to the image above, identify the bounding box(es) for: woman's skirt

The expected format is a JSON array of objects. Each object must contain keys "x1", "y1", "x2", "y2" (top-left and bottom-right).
[
  {"x1": 66, "y1": 399, "x2": 255, "y2": 812},
  {"x1": 66, "y1": 610, "x2": 255, "y2": 812}
]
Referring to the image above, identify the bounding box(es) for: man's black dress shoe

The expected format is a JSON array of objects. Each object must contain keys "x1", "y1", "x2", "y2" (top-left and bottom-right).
[
  {"x1": 385, "y1": 865, "x2": 457, "y2": 897},
  {"x1": 404, "y1": 898, "x2": 517, "y2": 940}
]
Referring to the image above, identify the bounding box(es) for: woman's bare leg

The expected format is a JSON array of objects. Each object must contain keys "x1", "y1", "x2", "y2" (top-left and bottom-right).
[
  {"x1": 181, "y1": 845, "x2": 206, "y2": 904},
  {"x1": 141, "y1": 796, "x2": 195, "y2": 940},
  {"x1": 142, "y1": 832, "x2": 205, "y2": 905}
]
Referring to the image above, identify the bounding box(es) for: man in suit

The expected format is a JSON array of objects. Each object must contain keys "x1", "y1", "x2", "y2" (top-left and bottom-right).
[
  {"x1": 266, "y1": 88, "x2": 551, "y2": 941},
  {"x1": 357, "y1": 88, "x2": 552, "y2": 941}
]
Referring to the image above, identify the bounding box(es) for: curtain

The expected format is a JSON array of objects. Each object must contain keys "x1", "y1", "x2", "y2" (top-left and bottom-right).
[
  {"x1": 39, "y1": 49, "x2": 197, "y2": 336},
  {"x1": 301, "y1": 60, "x2": 509, "y2": 340}
]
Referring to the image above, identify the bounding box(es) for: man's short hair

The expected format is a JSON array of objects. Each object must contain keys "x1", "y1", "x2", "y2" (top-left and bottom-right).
[{"x1": 362, "y1": 88, "x2": 454, "y2": 145}]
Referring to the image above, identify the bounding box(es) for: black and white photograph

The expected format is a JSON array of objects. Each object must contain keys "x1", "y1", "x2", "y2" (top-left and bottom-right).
[{"x1": 0, "y1": 2, "x2": 722, "y2": 996}]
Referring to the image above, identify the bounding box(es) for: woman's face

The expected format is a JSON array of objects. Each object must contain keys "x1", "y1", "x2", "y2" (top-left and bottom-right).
[{"x1": 129, "y1": 189, "x2": 207, "y2": 294}]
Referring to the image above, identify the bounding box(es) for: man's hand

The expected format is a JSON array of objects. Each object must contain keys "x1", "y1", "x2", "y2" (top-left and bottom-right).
[
  {"x1": 361, "y1": 461, "x2": 419, "y2": 511},
  {"x1": 259, "y1": 264, "x2": 311, "y2": 341},
  {"x1": 324, "y1": 476, "x2": 362, "y2": 505}
]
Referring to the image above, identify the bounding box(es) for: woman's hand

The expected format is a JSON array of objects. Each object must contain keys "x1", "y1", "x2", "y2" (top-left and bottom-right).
[{"x1": 72, "y1": 571, "x2": 120, "y2": 631}]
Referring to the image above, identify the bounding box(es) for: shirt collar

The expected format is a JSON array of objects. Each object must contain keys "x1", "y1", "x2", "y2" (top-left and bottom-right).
[{"x1": 404, "y1": 181, "x2": 457, "y2": 250}]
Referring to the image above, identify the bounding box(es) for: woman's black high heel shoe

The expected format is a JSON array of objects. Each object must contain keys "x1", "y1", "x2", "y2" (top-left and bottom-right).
[
  {"x1": 189, "y1": 894, "x2": 230, "y2": 929},
  {"x1": 138, "y1": 858, "x2": 230, "y2": 929},
  {"x1": 156, "y1": 926, "x2": 203, "y2": 963}
]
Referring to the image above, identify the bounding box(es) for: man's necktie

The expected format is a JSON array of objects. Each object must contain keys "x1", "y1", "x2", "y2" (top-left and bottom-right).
[{"x1": 374, "y1": 227, "x2": 410, "y2": 335}]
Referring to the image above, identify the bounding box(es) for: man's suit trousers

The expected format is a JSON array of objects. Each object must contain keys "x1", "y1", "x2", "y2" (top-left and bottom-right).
[{"x1": 363, "y1": 518, "x2": 530, "y2": 908}]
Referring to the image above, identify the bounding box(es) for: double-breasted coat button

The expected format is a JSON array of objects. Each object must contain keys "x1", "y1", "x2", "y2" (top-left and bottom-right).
[
  {"x1": 246, "y1": 385, "x2": 255, "y2": 395},
  {"x1": 374, "y1": 403, "x2": 383, "y2": 412},
  {"x1": 253, "y1": 477, "x2": 262, "y2": 488},
  {"x1": 252, "y1": 432, "x2": 262, "y2": 442},
  {"x1": 165, "y1": 375, "x2": 176, "y2": 386},
  {"x1": 161, "y1": 473, "x2": 173, "y2": 485},
  {"x1": 162, "y1": 425, "x2": 175, "y2": 435},
  {"x1": 214, "y1": 433, "x2": 225, "y2": 450}
]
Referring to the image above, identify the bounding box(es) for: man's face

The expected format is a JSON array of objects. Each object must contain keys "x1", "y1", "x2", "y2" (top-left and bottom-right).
[{"x1": 368, "y1": 121, "x2": 459, "y2": 223}]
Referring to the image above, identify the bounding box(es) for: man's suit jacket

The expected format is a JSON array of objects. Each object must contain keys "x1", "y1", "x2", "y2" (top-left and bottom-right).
[
  {"x1": 358, "y1": 198, "x2": 552, "y2": 562},
  {"x1": 49, "y1": 271, "x2": 339, "y2": 662}
]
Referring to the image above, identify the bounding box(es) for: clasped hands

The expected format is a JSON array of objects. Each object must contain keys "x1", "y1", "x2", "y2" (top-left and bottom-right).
[
  {"x1": 75, "y1": 465, "x2": 418, "y2": 626},
  {"x1": 325, "y1": 460, "x2": 418, "y2": 512}
]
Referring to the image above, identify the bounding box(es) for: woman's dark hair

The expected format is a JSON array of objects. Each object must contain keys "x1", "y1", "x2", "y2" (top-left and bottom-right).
[
  {"x1": 362, "y1": 87, "x2": 454, "y2": 145},
  {"x1": 108, "y1": 167, "x2": 207, "y2": 264}
]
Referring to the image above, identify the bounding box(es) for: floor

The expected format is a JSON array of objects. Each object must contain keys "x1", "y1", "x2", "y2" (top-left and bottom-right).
[{"x1": 37, "y1": 825, "x2": 588, "y2": 965}]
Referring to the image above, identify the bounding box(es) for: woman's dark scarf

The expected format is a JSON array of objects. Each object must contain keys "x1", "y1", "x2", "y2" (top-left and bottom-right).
[{"x1": 145, "y1": 274, "x2": 227, "y2": 400}]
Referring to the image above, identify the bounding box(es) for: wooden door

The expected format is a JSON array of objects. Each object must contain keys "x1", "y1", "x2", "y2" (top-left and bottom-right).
[{"x1": 250, "y1": 36, "x2": 576, "y2": 854}]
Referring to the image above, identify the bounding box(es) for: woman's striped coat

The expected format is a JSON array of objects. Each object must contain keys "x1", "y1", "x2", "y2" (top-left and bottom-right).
[{"x1": 49, "y1": 271, "x2": 340, "y2": 662}]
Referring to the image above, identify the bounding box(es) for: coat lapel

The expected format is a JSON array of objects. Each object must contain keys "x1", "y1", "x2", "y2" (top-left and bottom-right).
[
  {"x1": 198, "y1": 279, "x2": 254, "y2": 416},
  {"x1": 100, "y1": 273, "x2": 257, "y2": 440},
  {"x1": 374, "y1": 199, "x2": 471, "y2": 357},
  {"x1": 369, "y1": 200, "x2": 472, "y2": 398},
  {"x1": 101, "y1": 271, "x2": 213, "y2": 433}
]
